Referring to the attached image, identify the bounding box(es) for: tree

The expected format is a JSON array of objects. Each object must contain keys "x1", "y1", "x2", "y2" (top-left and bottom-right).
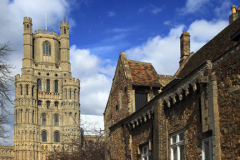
[
  {"x1": 0, "y1": 42, "x2": 14, "y2": 139},
  {"x1": 47, "y1": 121, "x2": 105, "y2": 160}
]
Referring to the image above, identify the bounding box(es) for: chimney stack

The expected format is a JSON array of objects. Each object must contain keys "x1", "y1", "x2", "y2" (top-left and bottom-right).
[
  {"x1": 179, "y1": 31, "x2": 190, "y2": 67},
  {"x1": 229, "y1": 5, "x2": 238, "y2": 24}
]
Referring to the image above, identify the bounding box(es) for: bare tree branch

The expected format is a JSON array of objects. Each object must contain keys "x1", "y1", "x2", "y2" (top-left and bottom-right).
[{"x1": 0, "y1": 42, "x2": 14, "y2": 140}]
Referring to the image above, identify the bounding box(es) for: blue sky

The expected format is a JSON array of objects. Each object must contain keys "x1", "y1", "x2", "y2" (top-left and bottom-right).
[{"x1": 0, "y1": 0, "x2": 238, "y2": 145}]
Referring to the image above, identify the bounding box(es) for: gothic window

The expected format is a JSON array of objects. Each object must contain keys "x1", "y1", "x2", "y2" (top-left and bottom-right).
[
  {"x1": 43, "y1": 41, "x2": 51, "y2": 56},
  {"x1": 54, "y1": 131, "x2": 60, "y2": 142},
  {"x1": 46, "y1": 79, "x2": 50, "y2": 92},
  {"x1": 37, "y1": 79, "x2": 41, "y2": 91},
  {"x1": 46, "y1": 101, "x2": 50, "y2": 109},
  {"x1": 64, "y1": 28, "x2": 66, "y2": 34},
  {"x1": 54, "y1": 115, "x2": 59, "y2": 126},
  {"x1": 74, "y1": 89, "x2": 76, "y2": 100},
  {"x1": 65, "y1": 89, "x2": 67, "y2": 99},
  {"x1": 54, "y1": 101, "x2": 59, "y2": 108},
  {"x1": 27, "y1": 24, "x2": 29, "y2": 30},
  {"x1": 42, "y1": 131, "x2": 47, "y2": 142},
  {"x1": 32, "y1": 110, "x2": 34, "y2": 123},
  {"x1": 32, "y1": 86, "x2": 34, "y2": 97},
  {"x1": 55, "y1": 80, "x2": 58, "y2": 93},
  {"x1": 42, "y1": 114, "x2": 46, "y2": 125},
  {"x1": 20, "y1": 84, "x2": 22, "y2": 95},
  {"x1": 26, "y1": 84, "x2": 28, "y2": 95},
  {"x1": 70, "y1": 89, "x2": 71, "y2": 99}
]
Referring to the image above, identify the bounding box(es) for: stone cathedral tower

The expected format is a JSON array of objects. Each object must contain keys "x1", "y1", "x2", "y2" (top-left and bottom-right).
[{"x1": 14, "y1": 17, "x2": 80, "y2": 160}]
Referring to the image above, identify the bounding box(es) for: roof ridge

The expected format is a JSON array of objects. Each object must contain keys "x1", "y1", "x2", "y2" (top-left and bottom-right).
[{"x1": 127, "y1": 59, "x2": 152, "y2": 64}]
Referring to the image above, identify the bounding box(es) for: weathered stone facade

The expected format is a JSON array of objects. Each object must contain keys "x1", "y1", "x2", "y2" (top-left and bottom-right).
[
  {"x1": 6, "y1": 17, "x2": 80, "y2": 160},
  {"x1": 104, "y1": 5, "x2": 240, "y2": 160}
]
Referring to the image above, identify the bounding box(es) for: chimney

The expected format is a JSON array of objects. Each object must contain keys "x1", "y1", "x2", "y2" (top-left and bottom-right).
[
  {"x1": 179, "y1": 31, "x2": 190, "y2": 67},
  {"x1": 229, "y1": 5, "x2": 238, "y2": 24}
]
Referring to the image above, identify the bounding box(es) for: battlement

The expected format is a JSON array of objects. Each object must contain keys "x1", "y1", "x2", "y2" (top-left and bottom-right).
[
  {"x1": 23, "y1": 17, "x2": 32, "y2": 23},
  {"x1": 34, "y1": 29, "x2": 59, "y2": 36},
  {"x1": 15, "y1": 74, "x2": 21, "y2": 80},
  {"x1": 63, "y1": 78, "x2": 80, "y2": 87},
  {"x1": 60, "y1": 21, "x2": 69, "y2": 26}
]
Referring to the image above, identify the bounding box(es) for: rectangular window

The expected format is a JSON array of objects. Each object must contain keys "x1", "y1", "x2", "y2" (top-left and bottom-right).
[
  {"x1": 170, "y1": 130, "x2": 184, "y2": 160},
  {"x1": 202, "y1": 137, "x2": 212, "y2": 160},
  {"x1": 135, "y1": 92, "x2": 147, "y2": 111},
  {"x1": 142, "y1": 145, "x2": 150, "y2": 160}
]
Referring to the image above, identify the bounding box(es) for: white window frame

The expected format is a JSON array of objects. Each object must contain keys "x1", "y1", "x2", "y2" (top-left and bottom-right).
[
  {"x1": 202, "y1": 137, "x2": 212, "y2": 160},
  {"x1": 142, "y1": 145, "x2": 150, "y2": 160},
  {"x1": 170, "y1": 130, "x2": 184, "y2": 160}
]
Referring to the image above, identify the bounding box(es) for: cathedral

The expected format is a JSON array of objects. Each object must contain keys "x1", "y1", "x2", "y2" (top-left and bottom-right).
[{"x1": 0, "y1": 17, "x2": 81, "y2": 160}]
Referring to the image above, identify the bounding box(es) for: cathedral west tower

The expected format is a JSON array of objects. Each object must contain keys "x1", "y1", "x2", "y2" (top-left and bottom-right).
[{"x1": 14, "y1": 17, "x2": 80, "y2": 160}]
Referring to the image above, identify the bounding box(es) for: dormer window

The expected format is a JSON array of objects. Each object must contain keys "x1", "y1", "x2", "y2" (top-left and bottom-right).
[{"x1": 43, "y1": 41, "x2": 51, "y2": 56}]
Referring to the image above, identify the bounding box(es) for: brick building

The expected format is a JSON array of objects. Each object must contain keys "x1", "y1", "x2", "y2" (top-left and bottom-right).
[{"x1": 104, "y1": 5, "x2": 240, "y2": 160}]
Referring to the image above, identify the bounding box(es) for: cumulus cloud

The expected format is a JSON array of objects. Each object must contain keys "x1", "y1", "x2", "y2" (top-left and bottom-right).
[
  {"x1": 70, "y1": 45, "x2": 113, "y2": 115},
  {"x1": 125, "y1": 19, "x2": 228, "y2": 76}
]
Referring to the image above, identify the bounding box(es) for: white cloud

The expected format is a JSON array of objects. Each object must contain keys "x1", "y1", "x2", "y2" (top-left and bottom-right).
[
  {"x1": 214, "y1": 0, "x2": 232, "y2": 18},
  {"x1": 150, "y1": 4, "x2": 162, "y2": 14},
  {"x1": 125, "y1": 19, "x2": 228, "y2": 76},
  {"x1": 107, "y1": 11, "x2": 115, "y2": 17},
  {"x1": 70, "y1": 45, "x2": 113, "y2": 115},
  {"x1": 178, "y1": 0, "x2": 209, "y2": 15}
]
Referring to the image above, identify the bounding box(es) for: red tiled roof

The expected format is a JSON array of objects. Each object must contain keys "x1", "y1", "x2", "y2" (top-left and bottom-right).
[
  {"x1": 176, "y1": 18, "x2": 240, "y2": 78},
  {"x1": 128, "y1": 60, "x2": 161, "y2": 86}
]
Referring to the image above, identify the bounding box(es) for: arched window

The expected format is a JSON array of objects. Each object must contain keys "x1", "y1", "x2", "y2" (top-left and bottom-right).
[
  {"x1": 46, "y1": 101, "x2": 50, "y2": 109},
  {"x1": 64, "y1": 28, "x2": 66, "y2": 34},
  {"x1": 54, "y1": 131, "x2": 60, "y2": 142},
  {"x1": 32, "y1": 110, "x2": 34, "y2": 123},
  {"x1": 26, "y1": 84, "x2": 28, "y2": 95},
  {"x1": 55, "y1": 80, "x2": 58, "y2": 93},
  {"x1": 65, "y1": 89, "x2": 67, "y2": 99},
  {"x1": 20, "y1": 84, "x2": 22, "y2": 95},
  {"x1": 74, "y1": 89, "x2": 76, "y2": 100},
  {"x1": 42, "y1": 131, "x2": 47, "y2": 142},
  {"x1": 46, "y1": 79, "x2": 50, "y2": 92},
  {"x1": 27, "y1": 24, "x2": 29, "y2": 30},
  {"x1": 43, "y1": 41, "x2": 51, "y2": 56},
  {"x1": 54, "y1": 115, "x2": 59, "y2": 126},
  {"x1": 54, "y1": 101, "x2": 59, "y2": 108},
  {"x1": 32, "y1": 86, "x2": 34, "y2": 97},
  {"x1": 42, "y1": 114, "x2": 46, "y2": 125},
  {"x1": 69, "y1": 89, "x2": 71, "y2": 99},
  {"x1": 37, "y1": 79, "x2": 41, "y2": 91}
]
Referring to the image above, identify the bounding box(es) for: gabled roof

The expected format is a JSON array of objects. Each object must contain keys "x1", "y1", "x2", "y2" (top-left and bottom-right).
[
  {"x1": 128, "y1": 60, "x2": 161, "y2": 87},
  {"x1": 176, "y1": 17, "x2": 240, "y2": 78}
]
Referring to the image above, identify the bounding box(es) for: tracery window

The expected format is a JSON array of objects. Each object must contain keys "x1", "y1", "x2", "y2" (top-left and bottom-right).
[
  {"x1": 42, "y1": 131, "x2": 47, "y2": 142},
  {"x1": 43, "y1": 41, "x2": 51, "y2": 56},
  {"x1": 54, "y1": 101, "x2": 59, "y2": 108}
]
